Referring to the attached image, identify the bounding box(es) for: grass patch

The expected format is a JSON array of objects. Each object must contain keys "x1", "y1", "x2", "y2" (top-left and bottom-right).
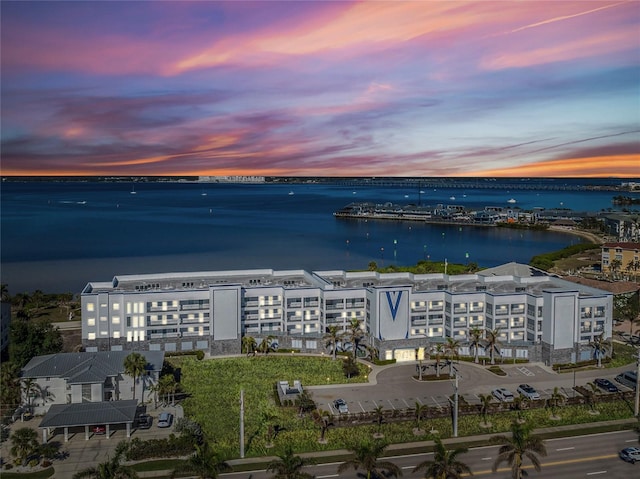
[
  {"x1": 0, "y1": 467, "x2": 54, "y2": 479},
  {"x1": 610, "y1": 341, "x2": 639, "y2": 369},
  {"x1": 487, "y1": 366, "x2": 507, "y2": 376},
  {"x1": 130, "y1": 458, "x2": 184, "y2": 472}
]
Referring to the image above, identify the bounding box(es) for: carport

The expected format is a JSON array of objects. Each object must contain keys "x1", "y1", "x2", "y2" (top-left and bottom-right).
[{"x1": 38, "y1": 400, "x2": 138, "y2": 443}]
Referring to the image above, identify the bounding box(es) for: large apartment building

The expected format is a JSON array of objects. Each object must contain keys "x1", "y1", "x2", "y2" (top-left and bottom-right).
[{"x1": 81, "y1": 262, "x2": 613, "y2": 366}]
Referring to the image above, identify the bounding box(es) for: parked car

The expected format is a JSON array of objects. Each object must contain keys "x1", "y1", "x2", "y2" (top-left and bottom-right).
[
  {"x1": 92, "y1": 425, "x2": 106, "y2": 435},
  {"x1": 157, "y1": 412, "x2": 173, "y2": 428},
  {"x1": 594, "y1": 378, "x2": 619, "y2": 393},
  {"x1": 136, "y1": 414, "x2": 152, "y2": 429},
  {"x1": 619, "y1": 447, "x2": 640, "y2": 464},
  {"x1": 516, "y1": 384, "x2": 540, "y2": 400},
  {"x1": 492, "y1": 387, "x2": 515, "y2": 402},
  {"x1": 333, "y1": 398, "x2": 349, "y2": 414}
]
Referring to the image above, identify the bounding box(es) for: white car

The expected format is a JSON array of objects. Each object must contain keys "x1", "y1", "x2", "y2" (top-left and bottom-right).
[
  {"x1": 517, "y1": 384, "x2": 540, "y2": 400},
  {"x1": 492, "y1": 387, "x2": 515, "y2": 402},
  {"x1": 619, "y1": 447, "x2": 640, "y2": 464},
  {"x1": 333, "y1": 399, "x2": 349, "y2": 414},
  {"x1": 157, "y1": 412, "x2": 173, "y2": 428}
]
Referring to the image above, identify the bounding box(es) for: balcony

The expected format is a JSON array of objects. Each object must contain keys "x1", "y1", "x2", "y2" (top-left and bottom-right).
[
  {"x1": 304, "y1": 301, "x2": 320, "y2": 308},
  {"x1": 453, "y1": 308, "x2": 467, "y2": 314},
  {"x1": 287, "y1": 301, "x2": 302, "y2": 308},
  {"x1": 346, "y1": 301, "x2": 365, "y2": 309}
]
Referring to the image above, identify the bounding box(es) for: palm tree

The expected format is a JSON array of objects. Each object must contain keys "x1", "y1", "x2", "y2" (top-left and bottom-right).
[
  {"x1": 609, "y1": 258, "x2": 622, "y2": 279},
  {"x1": 337, "y1": 440, "x2": 402, "y2": 479},
  {"x1": 589, "y1": 332, "x2": 610, "y2": 367},
  {"x1": 584, "y1": 382, "x2": 601, "y2": 413},
  {"x1": 0, "y1": 283, "x2": 9, "y2": 302},
  {"x1": 266, "y1": 443, "x2": 315, "y2": 479},
  {"x1": 485, "y1": 328, "x2": 503, "y2": 365},
  {"x1": 468, "y1": 327, "x2": 484, "y2": 363},
  {"x1": 626, "y1": 259, "x2": 640, "y2": 281},
  {"x1": 372, "y1": 405, "x2": 385, "y2": 437},
  {"x1": 512, "y1": 396, "x2": 530, "y2": 423},
  {"x1": 491, "y1": 421, "x2": 547, "y2": 479},
  {"x1": 413, "y1": 438, "x2": 471, "y2": 479},
  {"x1": 10, "y1": 427, "x2": 39, "y2": 466},
  {"x1": 257, "y1": 335, "x2": 277, "y2": 355},
  {"x1": 158, "y1": 374, "x2": 178, "y2": 406},
  {"x1": 1, "y1": 361, "x2": 21, "y2": 412},
  {"x1": 413, "y1": 401, "x2": 428, "y2": 431},
  {"x1": 478, "y1": 393, "x2": 494, "y2": 427},
  {"x1": 170, "y1": 441, "x2": 231, "y2": 479},
  {"x1": 431, "y1": 343, "x2": 445, "y2": 378},
  {"x1": 346, "y1": 319, "x2": 366, "y2": 359},
  {"x1": 323, "y1": 325, "x2": 343, "y2": 360},
  {"x1": 242, "y1": 336, "x2": 257, "y2": 356},
  {"x1": 444, "y1": 338, "x2": 460, "y2": 375},
  {"x1": 123, "y1": 352, "x2": 148, "y2": 401},
  {"x1": 311, "y1": 409, "x2": 333, "y2": 444},
  {"x1": 546, "y1": 387, "x2": 565, "y2": 419}
]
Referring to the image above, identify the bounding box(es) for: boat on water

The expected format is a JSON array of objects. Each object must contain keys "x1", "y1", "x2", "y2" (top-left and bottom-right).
[
  {"x1": 288, "y1": 191, "x2": 295, "y2": 196},
  {"x1": 449, "y1": 196, "x2": 456, "y2": 200},
  {"x1": 507, "y1": 198, "x2": 516, "y2": 204},
  {"x1": 130, "y1": 185, "x2": 137, "y2": 194}
]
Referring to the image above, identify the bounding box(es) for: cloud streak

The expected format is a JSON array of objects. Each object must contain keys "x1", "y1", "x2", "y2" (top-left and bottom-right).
[{"x1": 1, "y1": 1, "x2": 638, "y2": 177}]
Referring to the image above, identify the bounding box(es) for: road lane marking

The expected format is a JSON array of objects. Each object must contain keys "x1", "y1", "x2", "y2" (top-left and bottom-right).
[
  {"x1": 468, "y1": 453, "x2": 618, "y2": 476},
  {"x1": 625, "y1": 439, "x2": 637, "y2": 442},
  {"x1": 586, "y1": 472, "x2": 607, "y2": 476},
  {"x1": 555, "y1": 447, "x2": 575, "y2": 451},
  {"x1": 481, "y1": 457, "x2": 492, "y2": 461},
  {"x1": 317, "y1": 475, "x2": 339, "y2": 478}
]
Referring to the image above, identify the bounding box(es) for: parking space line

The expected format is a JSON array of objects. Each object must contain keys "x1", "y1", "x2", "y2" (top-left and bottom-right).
[
  {"x1": 401, "y1": 398, "x2": 410, "y2": 408},
  {"x1": 358, "y1": 402, "x2": 366, "y2": 413},
  {"x1": 387, "y1": 399, "x2": 396, "y2": 410}
]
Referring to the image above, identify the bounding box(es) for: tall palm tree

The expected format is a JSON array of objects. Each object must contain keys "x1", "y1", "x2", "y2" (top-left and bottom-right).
[
  {"x1": 346, "y1": 319, "x2": 366, "y2": 359},
  {"x1": 337, "y1": 440, "x2": 402, "y2": 479},
  {"x1": 468, "y1": 327, "x2": 484, "y2": 363},
  {"x1": 242, "y1": 336, "x2": 257, "y2": 356},
  {"x1": 412, "y1": 437, "x2": 472, "y2": 479},
  {"x1": 73, "y1": 441, "x2": 138, "y2": 478},
  {"x1": 546, "y1": 387, "x2": 565, "y2": 419},
  {"x1": 170, "y1": 441, "x2": 231, "y2": 479},
  {"x1": 431, "y1": 343, "x2": 445, "y2": 378},
  {"x1": 123, "y1": 352, "x2": 148, "y2": 401},
  {"x1": 584, "y1": 382, "x2": 601, "y2": 412},
  {"x1": 485, "y1": 328, "x2": 503, "y2": 365},
  {"x1": 266, "y1": 443, "x2": 315, "y2": 479},
  {"x1": 589, "y1": 332, "x2": 610, "y2": 368},
  {"x1": 626, "y1": 259, "x2": 640, "y2": 281},
  {"x1": 444, "y1": 338, "x2": 460, "y2": 375},
  {"x1": 10, "y1": 427, "x2": 39, "y2": 466},
  {"x1": 323, "y1": 325, "x2": 343, "y2": 360},
  {"x1": 491, "y1": 421, "x2": 547, "y2": 479}
]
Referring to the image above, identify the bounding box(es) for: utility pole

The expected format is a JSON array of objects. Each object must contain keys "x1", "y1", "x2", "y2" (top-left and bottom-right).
[
  {"x1": 240, "y1": 389, "x2": 245, "y2": 458},
  {"x1": 449, "y1": 366, "x2": 459, "y2": 438}
]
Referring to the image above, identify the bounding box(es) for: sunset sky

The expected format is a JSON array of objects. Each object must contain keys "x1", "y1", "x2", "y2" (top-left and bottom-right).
[{"x1": 1, "y1": 1, "x2": 639, "y2": 177}]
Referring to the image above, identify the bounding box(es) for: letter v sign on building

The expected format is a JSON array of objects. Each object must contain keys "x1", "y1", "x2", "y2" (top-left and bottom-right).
[{"x1": 376, "y1": 287, "x2": 410, "y2": 340}]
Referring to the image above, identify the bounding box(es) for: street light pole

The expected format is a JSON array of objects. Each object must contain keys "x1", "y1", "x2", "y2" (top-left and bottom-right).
[
  {"x1": 449, "y1": 366, "x2": 459, "y2": 438},
  {"x1": 635, "y1": 349, "x2": 640, "y2": 417}
]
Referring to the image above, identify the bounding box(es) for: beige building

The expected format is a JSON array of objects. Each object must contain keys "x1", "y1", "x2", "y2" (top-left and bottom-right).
[{"x1": 601, "y1": 242, "x2": 640, "y2": 278}]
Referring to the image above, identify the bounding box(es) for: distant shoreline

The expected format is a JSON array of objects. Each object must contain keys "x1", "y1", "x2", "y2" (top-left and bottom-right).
[{"x1": 547, "y1": 225, "x2": 606, "y2": 244}]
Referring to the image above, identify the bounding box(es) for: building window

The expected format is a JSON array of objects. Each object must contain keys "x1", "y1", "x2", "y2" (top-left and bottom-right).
[
  {"x1": 291, "y1": 339, "x2": 303, "y2": 349},
  {"x1": 87, "y1": 318, "x2": 95, "y2": 326},
  {"x1": 113, "y1": 303, "x2": 120, "y2": 311},
  {"x1": 113, "y1": 331, "x2": 120, "y2": 339},
  {"x1": 88, "y1": 332, "x2": 96, "y2": 340},
  {"x1": 87, "y1": 303, "x2": 95, "y2": 312}
]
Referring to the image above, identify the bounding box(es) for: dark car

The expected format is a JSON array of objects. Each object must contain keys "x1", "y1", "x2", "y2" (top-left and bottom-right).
[
  {"x1": 619, "y1": 447, "x2": 640, "y2": 463},
  {"x1": 594, "y1": 378, "x2": 619, "y2": 393},
  {"x1": 136, "y1": 414, "x2": 152, "y2": 429}
]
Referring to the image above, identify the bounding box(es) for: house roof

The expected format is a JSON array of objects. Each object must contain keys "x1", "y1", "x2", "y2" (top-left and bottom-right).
[
  {"x1": 21, "y1": 351, "x2": 164, "y2": 384},
  {"x1": 477, "y1": 262, "x2": 550, "y2": 278},
  {"x1": 38, "y1": 400, "x2": 138, "y2": 428},
  {"x1": 602, "y1": 242, "x2": 640, "y2": 250}
]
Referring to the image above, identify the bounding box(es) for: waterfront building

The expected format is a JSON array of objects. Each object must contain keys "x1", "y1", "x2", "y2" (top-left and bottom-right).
[
  {"x1": 601, "y1": 242, "x2": 640, "y2": 277},
  {"x1": 601, "y1": 214, "x2": 640, "y2": 242},
  {"x1": 81, "y1": 263, "x2": 613, "y2": 366}
]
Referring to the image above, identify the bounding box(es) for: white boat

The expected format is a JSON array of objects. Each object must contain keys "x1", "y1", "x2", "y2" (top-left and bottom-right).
[
  {"x1": 288, "y1": 191, "x2": 294, "y2": 196},
  {"x1": 130, "y1": 185, "x2": 137, "y2": 195},
  {"x1": 449, "y1": 196, "x2": 456, "y2": 201},
  {"x1": 507, "y1": 198, "x2": 516, "y2": 204}
]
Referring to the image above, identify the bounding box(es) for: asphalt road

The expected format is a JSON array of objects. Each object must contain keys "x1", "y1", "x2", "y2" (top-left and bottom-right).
[{"x1": 223, "y1": 430, "x2": 639, "y2": 479}]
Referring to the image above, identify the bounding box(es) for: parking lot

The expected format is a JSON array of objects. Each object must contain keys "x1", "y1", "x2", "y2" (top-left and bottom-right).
[{"x1": 307, "y1": 361, "x2": 637, "y2": 414}]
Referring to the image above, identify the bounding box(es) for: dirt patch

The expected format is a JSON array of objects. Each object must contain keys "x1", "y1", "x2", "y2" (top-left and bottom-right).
[{"x1": 61, "y1": 328, "x2": 83, "y2": 352}]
